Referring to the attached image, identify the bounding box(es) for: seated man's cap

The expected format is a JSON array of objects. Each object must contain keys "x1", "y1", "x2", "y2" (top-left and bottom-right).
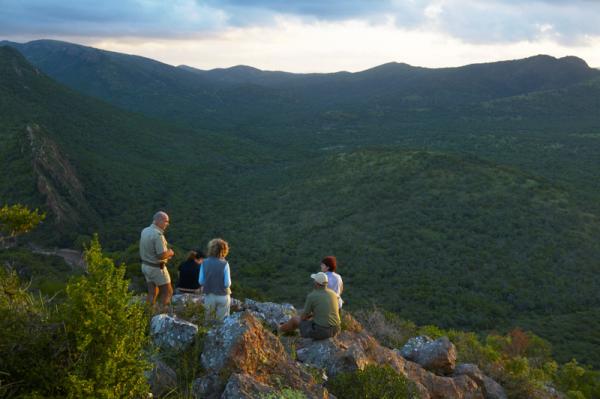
[{"x1": 310, "y1": 272, "x2": 328, "y2": 285}]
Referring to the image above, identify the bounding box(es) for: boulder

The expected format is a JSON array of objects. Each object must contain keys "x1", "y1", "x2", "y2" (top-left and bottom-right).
[
  {"x1": 454, "y1": 364, "x2": 507, "y2": 399},
  {"x1": 401, "y1": 336, "x2": 457, "y2": 375},
  {"x1": 146, "y1": 359, "x2": 177, "y2": 398},
  {"x1": 150, "y1": 314, "x2": 198, "y2": 352},
  {"x1": 404, "y1": 361, "x2": 483, "y2": 399},
  {"x1": 296, "y1": 330, "x2": 429, "y2": 398},
  {"x1": 171, "y1": 293, "x2": 204, "y2": 306},
  {"x1": 242, "y1": 299, "x2": 297, "y2": 330},
  {"x1": 195, "y1": 311, "x2": 328, "y2": 399},
  {"x1": 295, "y1": 327, "x2": 492, "y2": 399},
  {"x1": 400, "y1": 335, "x2": 434, "y2": 358},
  {"x1": 221, "y1": 373, "x2": 278, "y2": 398}
]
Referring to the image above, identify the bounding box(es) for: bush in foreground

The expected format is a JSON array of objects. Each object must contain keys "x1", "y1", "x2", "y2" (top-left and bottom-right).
[
  {"x1": 0, "y1": 236, "x2": 150, "y2": 398},
  {"x1": 327, "y1": 364, "x2": 419, "y2": 399},
  {"x1": 62, "y1": 236, "x2": 150, "y2": 398}
]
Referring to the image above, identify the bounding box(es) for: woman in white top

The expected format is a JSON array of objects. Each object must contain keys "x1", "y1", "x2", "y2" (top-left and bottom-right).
[{"x1": 320, "y1": 256, "x2": 343, "y2": 309}]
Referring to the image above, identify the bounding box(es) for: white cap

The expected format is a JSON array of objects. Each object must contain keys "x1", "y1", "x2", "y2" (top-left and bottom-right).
[{"x1": 310, "y1": 272, "x2": 328, "y2": 285}]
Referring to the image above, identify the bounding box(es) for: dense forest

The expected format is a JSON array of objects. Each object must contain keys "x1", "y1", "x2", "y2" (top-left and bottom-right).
[{"x1": 1, "y1": 41, "x2": 599, "y2": 371}]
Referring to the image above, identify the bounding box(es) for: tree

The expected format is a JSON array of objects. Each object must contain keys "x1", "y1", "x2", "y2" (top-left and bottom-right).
[
  {"x1": 0, "y1": 204, "x2": 45, "y2": 248},
  {"x1": 62, "y1": 236, "x2": 150, "y2": 398}
]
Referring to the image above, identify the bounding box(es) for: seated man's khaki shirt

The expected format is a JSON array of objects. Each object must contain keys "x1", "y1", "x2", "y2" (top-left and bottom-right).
[{"x1": 301, "y1": 288, "x2": 341, "y2": 328}]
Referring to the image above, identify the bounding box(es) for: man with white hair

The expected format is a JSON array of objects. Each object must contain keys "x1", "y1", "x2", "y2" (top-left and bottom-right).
[
  {"x1": 278, "y1": 272, "x2": 341, "y2": 340},
  {"x1": 140, "y1": 211, "x2": 175, "y2": 312}
]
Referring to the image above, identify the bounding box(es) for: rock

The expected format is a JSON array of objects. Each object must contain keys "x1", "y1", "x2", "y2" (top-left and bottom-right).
[
  {"x1": 400, "y1": 335, "x2": 434, "y2": 358},
  {"x1": 171, "y1": 293, "x2": 204, "y2": 306},
  {"x1": 230, "y1": 297, "x2": 244, "y2": 312},
  {"x1": 295, "y1": 326, "x2": 491, "y2": 399},
  {"x1": 221, "y1": 373, "x2": 278, "y2": 399},
  {"x1": 195, "y1": 311, "x2": 328, "y2": 399},
  {"x1": 296, "y1": 329, "x2": 430, "y2": 398},
  {"x1": 146, "y1": 360, "x2": 177, "y2": 398},
  {"x1": 242, "y1": 299, "x2": 297, "y2": 330},
  {"x1": 402, "y1": 336, "x2": 457, "y2": 375},
  {"x1": 150, "y1": 314, "x2": 198, "y2": 352},
  {"x1": 296, "y1": 336, "x2": 370, "y2": 376},
  {"x1": 404, "y1": 361, "x2": 484, "y2": 399},
  {"x1": 454, "y1": 364, "x2": 507, "y2": 399}
]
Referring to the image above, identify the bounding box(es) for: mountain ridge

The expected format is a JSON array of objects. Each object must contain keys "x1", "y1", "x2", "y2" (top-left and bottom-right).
[{"x1": 4, "y1": 39, "x2": 598, "y2": 136}]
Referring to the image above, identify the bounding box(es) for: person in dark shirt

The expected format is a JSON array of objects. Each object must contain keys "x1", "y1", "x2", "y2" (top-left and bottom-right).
[{"x1": 176, "y1": 249, "x2": 205, "y2": 294}]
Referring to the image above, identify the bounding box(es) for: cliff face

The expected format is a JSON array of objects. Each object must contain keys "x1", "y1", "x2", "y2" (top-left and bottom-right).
[{"x1": 22, "y1": 123, "x2": 94, "y2": 229}]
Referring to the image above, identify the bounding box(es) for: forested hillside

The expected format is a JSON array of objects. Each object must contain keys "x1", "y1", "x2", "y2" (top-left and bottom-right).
[{"x1": 1, "y1": 41, "x2": 600, "y2": 368}]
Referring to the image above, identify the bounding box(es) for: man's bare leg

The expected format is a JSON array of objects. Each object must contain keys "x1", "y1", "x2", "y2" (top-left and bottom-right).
[
  {"x1": 279, "y1": 315, "x2": 301, "y2": 333},
  {"x1": 146, "y1": 282, "x2": 158, "y2": 308},
  {"x1": 158, "y1": 283, "x2": 173, "y2": 314}
]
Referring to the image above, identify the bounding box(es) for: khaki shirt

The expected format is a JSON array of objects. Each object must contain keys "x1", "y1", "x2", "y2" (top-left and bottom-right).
[
  {"x1": 301, "y1": 288, "x2": 341, "y2": 328},
  {"x1": 140, "y1": 224, "x2": 168, "y2": 266}
]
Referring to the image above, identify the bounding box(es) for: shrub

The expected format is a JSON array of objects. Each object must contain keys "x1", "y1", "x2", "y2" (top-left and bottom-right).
[
  {"x1": 61, "y1": 236, "x2": 150, "y2": 398},
  {"x1": 261, "y1": 388, "x2": 307, "y2": 399},
  {"x1": 327, "y1": 365, "x2": 419, "y2": 399},
  {"x1": 353, "y1": 306, "x2": 417, "y2": 348},
  {"x1": 0, "y1": 267, "x2": 68, "y2": 398},
  {"x1": 554, "y1": 360, "x2": 600, "y2": 399},
  {"x1": 0, "y1": 204, "x2": 45, "y2": 247},
  {"x1": 340, "y1": 311, "x2": 363, "y2": 332}
]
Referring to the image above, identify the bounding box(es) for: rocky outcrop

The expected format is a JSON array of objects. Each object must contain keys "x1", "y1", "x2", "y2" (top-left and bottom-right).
[
  {"x1": 146, "y1": 359, "x2": 178, "y2": 398},
  {"x1": 220, "y1": 373, "x2": 278, "y2": 399},
  {"x1": 242, "y1": 298, "x2": 296, "y2": 330},
  {"x1": 404, "y1": 361, "x2": 483, "y2": 399},
  {"x1": 454, "y1": 364, "x2": 507, "y2": 399},
  {"x1": 24, "y1": 124, "x2": 96, "y2": 227},
  {"x1": 295, "y1": 326, "x2": 488, "y2": 399},
  {"x1": 401, "y1": 335, "x2": 457, "y2": 375},
  {"x1": 171, "y1": 293, "x2": 204, "y2": 306},
  {"x1": 194, "y1": 311, "x2": 329, "y2": 399},
  {"x1": 152, "y1": 299, "x2": 506, "y2": 399},
  {"x1": 151, "y1": 314, "x2": 198, "y2": 352}
]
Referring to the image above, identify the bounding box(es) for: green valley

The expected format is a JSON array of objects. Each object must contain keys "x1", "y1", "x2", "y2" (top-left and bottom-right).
[{"x1": 1, "y1": 41, "x2": 600, "y2": 370}]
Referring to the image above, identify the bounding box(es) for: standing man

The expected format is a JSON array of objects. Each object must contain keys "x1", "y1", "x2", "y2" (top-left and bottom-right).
[{"x1": 140, "y1": 211, "x2": 175, "y2": 313}]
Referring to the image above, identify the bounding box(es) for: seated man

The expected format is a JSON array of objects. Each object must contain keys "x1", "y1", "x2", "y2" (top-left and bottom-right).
[{"x1": 279, "y1": 272, "x2": 341, "y2": 340}]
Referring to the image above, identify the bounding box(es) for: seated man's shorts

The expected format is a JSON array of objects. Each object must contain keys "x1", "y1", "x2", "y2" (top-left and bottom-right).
[
  {"x1": 299, "y1": 320, "x2": 340, "y2": 340},
  {"x1": 141, "y1": 264, "x2": 171, "y2": 286}
]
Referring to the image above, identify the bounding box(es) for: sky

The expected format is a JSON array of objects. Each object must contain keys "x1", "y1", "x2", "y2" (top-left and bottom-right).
[{"x1": 2, "y1": 0, "x2": 600, "y2": 72}]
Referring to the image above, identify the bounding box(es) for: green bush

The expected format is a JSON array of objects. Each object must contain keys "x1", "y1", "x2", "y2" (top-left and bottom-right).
[
  {"x1": 261, "y1": 388, "x2": 307, "y2": 399},
  {"x1": 0, "y1": 267, "x2": 69, "y2": 398},
  {"x1": 61, "y1": 236, "x2": 150, "y2": 398},
  {"x1": 327, "y1": 365, "x2": 419, "y2": 399},
  {"x1": 554, "y1": 360, "x2": 600, "y2": 399}
]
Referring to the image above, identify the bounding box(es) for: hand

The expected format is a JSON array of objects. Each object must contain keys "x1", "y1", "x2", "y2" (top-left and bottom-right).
[{"x1": 167, "y1": 248, "x2": 175, "y2": 258}]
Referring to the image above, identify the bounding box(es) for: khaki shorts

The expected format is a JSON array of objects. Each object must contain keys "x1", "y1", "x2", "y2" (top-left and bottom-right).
[{"x1": 142, "y1": 264, "x2": 171, "y2": 286}]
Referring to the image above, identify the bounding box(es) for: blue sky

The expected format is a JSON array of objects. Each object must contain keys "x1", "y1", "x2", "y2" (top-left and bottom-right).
[{"x1": 2, "y1": 0, "x2": 600, "y2": 71}]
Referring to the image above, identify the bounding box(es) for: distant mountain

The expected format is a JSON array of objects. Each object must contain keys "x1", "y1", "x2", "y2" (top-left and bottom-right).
[
  {"x1": 1, "y1": 39, "x2": 298, "y2": 131},
  {"x1": 5, "y1": 40, "x2": 599, "y2": 135},
  {"x1": 178, "y1": 64, "x2": 302, "y2": 86}
]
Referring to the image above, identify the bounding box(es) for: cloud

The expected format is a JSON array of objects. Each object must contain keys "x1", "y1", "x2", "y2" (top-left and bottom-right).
[
  {"x1": 1, "y1": 0, "x2": 600, "y2": 45},
  {"x1": 0, "y1": 0, "x2": 227, "y2": 38},
  {"x1": 427, "y1": 0, "x2": 600, "y2": 45}
]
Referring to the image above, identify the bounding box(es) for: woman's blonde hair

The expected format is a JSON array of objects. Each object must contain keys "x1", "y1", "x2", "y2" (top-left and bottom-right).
[{"x1": 207, "y1": 238, "x2": 229, "y2": 259}]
